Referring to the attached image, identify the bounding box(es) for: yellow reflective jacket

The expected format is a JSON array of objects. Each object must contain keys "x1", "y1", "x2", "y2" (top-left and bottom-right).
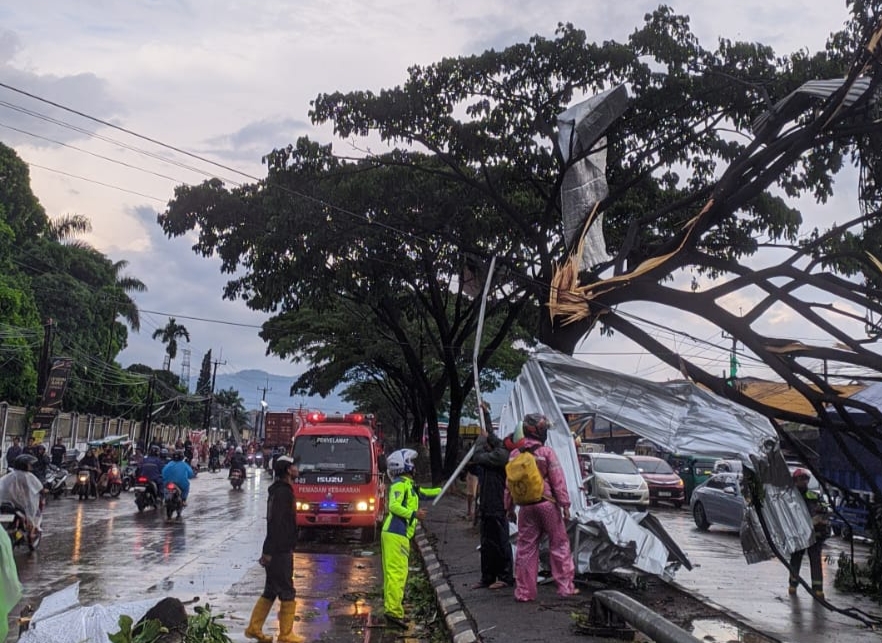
[{"x1": 382, "y1": 475, "x2": 441, "y2": 539}]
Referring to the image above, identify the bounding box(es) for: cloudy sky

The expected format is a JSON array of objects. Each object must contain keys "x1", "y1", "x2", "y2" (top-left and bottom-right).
[{"x1": 0, "y1": 1, "x2": 858, "y2": 410}]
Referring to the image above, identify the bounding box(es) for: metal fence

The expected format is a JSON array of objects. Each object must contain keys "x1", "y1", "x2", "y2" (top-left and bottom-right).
[{"x1": 0, "y1": 402, "x2": 185, "y2": 472}]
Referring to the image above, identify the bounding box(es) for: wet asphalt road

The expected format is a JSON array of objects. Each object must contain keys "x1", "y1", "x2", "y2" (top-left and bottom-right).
[{"x1": 8, "y1": 467, "x2": 388, "y2": 643}]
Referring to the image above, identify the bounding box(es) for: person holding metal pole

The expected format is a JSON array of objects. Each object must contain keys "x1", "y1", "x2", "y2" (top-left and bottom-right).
[{"x1": 381, "y1": 449, "x2": 442, "y2": 629}]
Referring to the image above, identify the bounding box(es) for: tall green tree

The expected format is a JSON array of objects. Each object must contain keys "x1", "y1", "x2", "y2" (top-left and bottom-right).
[
  {"x1": 0, "y1": 144, "x2": 150, "y2": 415},
  {"x1": 162, "y1": 147, "x2": 531, "y2": 478},
  {"x1": 195, "y1": 350, "x2": 212, "y2": 396},
  {"x1": 0, "y1": 219, "x2": 41, "y2": 405},
  {"x1": 159, "y1": 7, "x2": 882, "y2": 482},
  {"x1": 0, "y1": 142, "x2": 48, "y2": 240},
  {"x1": 152, "y1": 317, "x2": 190, "y2": 371}
]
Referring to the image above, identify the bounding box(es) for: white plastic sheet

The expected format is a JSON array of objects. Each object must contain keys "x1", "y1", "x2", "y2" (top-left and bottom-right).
[{"x1": 19, "y1": 582, "x2": 158, "y2": 643}]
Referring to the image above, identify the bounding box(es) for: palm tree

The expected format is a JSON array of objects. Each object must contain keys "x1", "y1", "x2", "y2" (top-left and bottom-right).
[
  {"x1": 102, "y1": 259, "x2": 147, "y2": 361},
  {"x1": 152, "y1": 317, "x2": 190, "y2": 371},
  {"x1": 44, "y1": 213, "x2": 91, "y2": 242},
  {"x1": 106, "y1": 259, "x2": 147, "y2": 331}
]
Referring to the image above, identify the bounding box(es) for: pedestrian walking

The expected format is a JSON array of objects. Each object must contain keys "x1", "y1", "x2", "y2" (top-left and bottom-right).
[
  {"x1": 244, "y1": 454, "x2": 306, "y2": 643},
  {"x1": 788, "y1": 468, "x2": 829, "y2": 599},
  {"x1": 470, "y1": 431, "x2": 515, "y2": 590},
  {"x1": 505, "y1": 413, "x2": 577, "y2": 601},
  {"x1": 381, "y1": 448, "x2": 442, "y2": 629}
]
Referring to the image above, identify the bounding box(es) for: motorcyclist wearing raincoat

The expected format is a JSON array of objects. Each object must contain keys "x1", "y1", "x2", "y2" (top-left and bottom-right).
[
  {"x1": 162, "y1": 451, "x2": 195, "y2": 504},
  {"x1": 0, "y1": 454, "x2": 45, "y2": 535}
]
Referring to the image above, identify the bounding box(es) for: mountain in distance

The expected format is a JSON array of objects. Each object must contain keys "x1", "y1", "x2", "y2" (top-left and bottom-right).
[{"x1": 211, "y1": 369, "x2": 348, "y2": 415}]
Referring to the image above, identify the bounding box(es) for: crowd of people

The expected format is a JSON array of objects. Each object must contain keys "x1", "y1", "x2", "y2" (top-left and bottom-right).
[{"x1": 0, "y1": 411, "x2": 830, "y2": 639}]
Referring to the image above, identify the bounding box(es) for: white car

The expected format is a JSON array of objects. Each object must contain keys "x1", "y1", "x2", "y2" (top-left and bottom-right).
[{"x1": 583, "y1": 452, "x2": 650, "y2": 509}]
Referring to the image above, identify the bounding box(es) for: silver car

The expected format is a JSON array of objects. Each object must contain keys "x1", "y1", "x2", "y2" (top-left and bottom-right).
[{"x1": 690, "y1": 472, "x2": 745, "y2": 531}]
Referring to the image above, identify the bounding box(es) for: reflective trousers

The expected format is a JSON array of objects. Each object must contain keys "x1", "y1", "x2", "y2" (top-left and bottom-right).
[
  {"x1": 381, "y1": 530, "x2": 410, "y2": 619},
  {"x1": 513, "y1": 500, "x2": 575, "y2": 601},
  {"x1": 789, "y1": 540, "x2": 824, "y2": 593}
]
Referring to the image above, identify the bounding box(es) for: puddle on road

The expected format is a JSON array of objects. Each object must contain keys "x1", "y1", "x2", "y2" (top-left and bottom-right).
[{"x1": 689, "y1": 618, "x2": 776, "y2": 642}]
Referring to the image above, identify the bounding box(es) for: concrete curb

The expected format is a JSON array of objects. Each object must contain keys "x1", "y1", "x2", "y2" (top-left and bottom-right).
[{"x1": 415, "y1": 526, "x2": 480, "y2": 643}]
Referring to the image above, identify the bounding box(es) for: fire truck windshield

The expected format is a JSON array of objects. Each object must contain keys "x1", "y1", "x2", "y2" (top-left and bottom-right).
[{"x1": 293, "y1": 435, "x2": 372, "y2": 472}]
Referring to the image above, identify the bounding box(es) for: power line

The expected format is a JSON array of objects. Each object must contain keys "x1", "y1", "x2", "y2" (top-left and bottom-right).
[
  {"x1": 26, "y1": 162, "x2": 166, "y2": 202},
  {"x1": 0, "y1": 81, "x2": 846, "y2": 388}
]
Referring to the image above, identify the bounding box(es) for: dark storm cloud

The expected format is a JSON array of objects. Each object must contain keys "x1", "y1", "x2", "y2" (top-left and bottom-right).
[
  {"x1": 201, "y1": 117, "x2": 310, "y2": 162},
  {"x1": 0, "y1": 60, "x2": 123, "y2": 148}
]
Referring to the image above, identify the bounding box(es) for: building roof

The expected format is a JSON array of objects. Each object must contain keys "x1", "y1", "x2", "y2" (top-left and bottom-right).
[{"x1": 737, "y1": 378, "x2": 867, "y2": 418}]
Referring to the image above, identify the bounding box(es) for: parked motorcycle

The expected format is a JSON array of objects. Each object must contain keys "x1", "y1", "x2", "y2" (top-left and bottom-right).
[
  {"x1": 72, "y1": 467, "x2": 97, "y2": 500},
  {"x1": 133, "y1": 475, "x2": 162, "y2": 512},
  {"x1": 0, "y1": 501, "x2": 41, "y2": 551},
  {"x1": 43, "y1": 464, "x2": 68, "y2": 500},
  {"x1": 96, "y1": 464, "x2": 123, "y2": 498},
  {"x1": 229, "y1": 468, "x2": 245, "y2": 490},
  {"x1": 164, "y1": 482, "x2": 184, "y2": 520}
]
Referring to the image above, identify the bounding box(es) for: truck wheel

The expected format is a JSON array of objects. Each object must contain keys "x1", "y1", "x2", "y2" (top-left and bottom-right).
[{"x1": 360, "y1": 524, "x2": 377, "y2": 544}]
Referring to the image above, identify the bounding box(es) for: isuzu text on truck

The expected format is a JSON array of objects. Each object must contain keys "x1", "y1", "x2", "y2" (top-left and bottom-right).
[{"x1": 291, "y1": 412, "x2": 386, "y2": 542}]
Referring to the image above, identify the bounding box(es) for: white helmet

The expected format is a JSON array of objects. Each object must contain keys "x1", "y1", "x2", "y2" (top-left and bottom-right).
[{"x1": 386, "y1": 449, "x2": 417, "y2": 477}]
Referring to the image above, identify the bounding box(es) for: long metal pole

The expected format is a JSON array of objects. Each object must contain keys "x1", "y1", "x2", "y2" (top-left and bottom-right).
[
  {"x1": 474, "y1": 255, "x2": 497, "y2": 433},
  {"x1": 434, "y1": 256, "x2": 496, "y2": 505}
]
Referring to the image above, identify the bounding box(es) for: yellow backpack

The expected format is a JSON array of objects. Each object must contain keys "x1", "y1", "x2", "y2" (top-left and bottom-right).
[{"x1": 506, "y1": 446, "x2": 545, "y2": 505}]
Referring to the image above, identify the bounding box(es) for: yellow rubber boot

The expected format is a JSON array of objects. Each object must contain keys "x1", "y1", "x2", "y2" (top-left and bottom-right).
[
  {"x1": 244, "y1": 596, "x2": 275, "y2": 643},
  {"x1": 277, "y1": 600, "x2": 305, "y2": 643}
]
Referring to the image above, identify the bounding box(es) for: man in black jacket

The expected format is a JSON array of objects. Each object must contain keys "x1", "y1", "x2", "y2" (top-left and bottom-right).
[
  {"x1": 244, "y1": 454, "x2": 305, "y2": 643},
  {"x1": 50, "y1": 438, "x2": 67, "y2": 467},
  {"x1": 469, "y1": 431, "x2": 515, "y2": 590}
]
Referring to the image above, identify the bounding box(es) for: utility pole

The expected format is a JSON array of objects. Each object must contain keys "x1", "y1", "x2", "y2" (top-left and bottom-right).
[
  {"x1": 141, "y1": 375, "x2": 156, "y2": 448},
  {"x1": 202, "y1": 357, "x2": 226, "y2": 433},
  {"x1": 722, "y1": 330, "x2": 738, "y2": 387},
  {"x1": 257, "y1": 380, "x2": 271, "y2": 440},
  {"x1": 36, "y1": 318, "x2": 54, "y2": 397}
]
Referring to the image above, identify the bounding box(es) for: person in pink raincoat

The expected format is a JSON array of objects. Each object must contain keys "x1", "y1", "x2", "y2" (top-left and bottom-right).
[{"x1": 504, "y1": 413, "x2": 578, "y2": 601}]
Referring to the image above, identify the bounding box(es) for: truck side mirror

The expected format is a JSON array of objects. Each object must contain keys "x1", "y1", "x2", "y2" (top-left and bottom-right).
[{"x1": 377, "y1": 454, "x2": 387, "y2": 474}]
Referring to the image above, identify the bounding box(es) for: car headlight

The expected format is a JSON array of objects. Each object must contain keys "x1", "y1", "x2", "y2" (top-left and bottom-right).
[
  {"x1": 355, "y1": 501, "x2": 369, "y2": 511},
  {"x1": 596, "y1": 478, "x2": 611, "y2": 488}
]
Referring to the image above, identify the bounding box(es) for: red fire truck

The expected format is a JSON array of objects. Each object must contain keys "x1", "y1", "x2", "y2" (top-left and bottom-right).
[{"x1": 291, "y1": 412, "x2": 386, "y2": 542}]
